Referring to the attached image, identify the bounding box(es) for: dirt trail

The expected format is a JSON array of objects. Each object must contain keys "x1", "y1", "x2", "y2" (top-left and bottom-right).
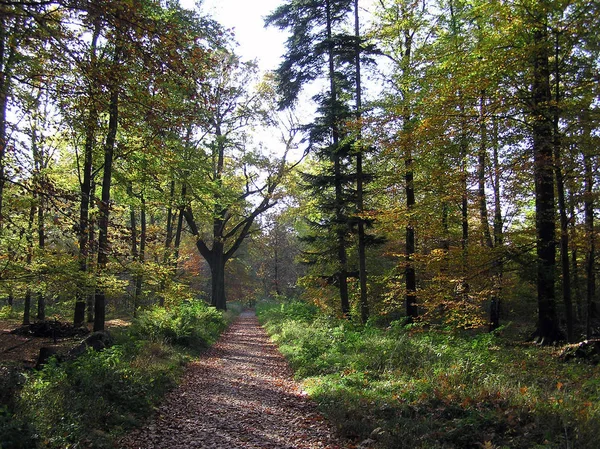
[{"x1": 120, "y1": 311, "x2": 347, "y2": 449}]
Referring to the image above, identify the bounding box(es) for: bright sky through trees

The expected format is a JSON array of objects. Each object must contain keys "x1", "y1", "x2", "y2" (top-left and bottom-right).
[{"x1": 181, "y1": 0, "x2": 286, "y2": 72}]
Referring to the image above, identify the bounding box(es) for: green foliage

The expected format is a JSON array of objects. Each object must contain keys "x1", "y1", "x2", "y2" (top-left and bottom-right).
[
  {"x1": 130, "y1": 300, "x2": 227, "y2": 349},
  {"x1": 0, "y1": 306, "x2": 19, "y2": 320},
  {"x1": 1, "y1": 301, "x2": 231, "y2": 449},
  {"x1": 257, "y1": 301, "x2": 600, "y2": 448}
]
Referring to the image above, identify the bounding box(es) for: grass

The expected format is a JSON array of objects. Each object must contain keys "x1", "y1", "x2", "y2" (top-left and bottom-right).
[
  {"x1": 0, "y1": 300, "x2": 239, "y2": 449},
  {"x1": 257, "y1": 301, "x2": 600, "y2": 449}
]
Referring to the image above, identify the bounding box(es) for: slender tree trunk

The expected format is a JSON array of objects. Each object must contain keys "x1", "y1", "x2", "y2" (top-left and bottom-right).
[
  {"x1": 23, "y1": 198, "x2": 36, "y2": 325},
  {"x1": 74, "y1": 19, "x2": 100, "y2": 327},
  {"x1": 532, "y1": 22, "x2": 561, "y2": 344},
  {"x1": 94, "y1": 45, "x2": 121, "y2": 332},
  {"x1": 552, "y1": 33, "x2": 572, "y2": 341},
  {"x1": 490, "y1": 116, "x2": 504, "y2": 331},
  {"x1": 478, "y1": 92, "x2": 493, "y2": 249},
  {"x1": 0, "y1": 18, "x2": 18, "y2": 222},
  {"x1": 570, "y1": 195, "x2": 581, "y2": 321},
  {"x1": 459, "y1": 99, "x2": 469, "y2": 300},
  {"x1": 86, "y1": 182, "x2": 96, "y2": 323},
  {"x1": 354, "y1": 0, "x2": 369, "y2": 324},
  {"x1": 36, "y1": 180, "x2": 45, "y2": 321},
  {"x1": 128, "y1": 182, "x2": 138, "y2": 314},
  {"x1": 160, "y1": 179, "x2": 176, "y2": 305},
  {"x1": 325, "y1": 0, "x2": 350, "y2": 317},
  {"x1": 32, "y1": 104, "x2": 45, "y2": 322},
  {"x1": 134, "y1": 195, "x2": 146, "y2": 316},
  {"x1": 583, "y1": 112, "x2": 596, "y2": 339}
]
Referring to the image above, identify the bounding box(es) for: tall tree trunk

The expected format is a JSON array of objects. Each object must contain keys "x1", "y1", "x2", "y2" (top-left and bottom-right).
[
  {"x1": 134, "y1": 194, "x2": 146, "y2": 316},
  {"x1": 128, "y1": 181, "x2": 138, "y2": 315},
  {"x1": 532, "y1": 21, "x2": 561, "y2": 344},
  {"x1": 36, "y1": 175, "x2": 45, "y2": 321},
  {"x1": 94, "y1": 45, "x2": 121, "y2": 332},
  {"x1": 459, "y1": 99, "x2": 469, "y2": 300},
  {"x1": 569, "y1": 194, "x2": 581, "y2": 321},
  {"x1": 210, "y1": 241, "x2": 226, "y2": 310},
  {"x1": 23, "y1": 197, "x2": 36, "y2": 325},
  {"x1": 32, "y1": 103, "x2": 45, "y2": 322},
  {"x1": 490, "y1": 116, "x2": 504, "y2": 331},
  {"x1": 86, "y1": 182, "x2": 96, "y2": 323},
  {"x1": 326, "y1": 0, "x2": 350, "y2": 317},
  {"x1": 583, "y1": 111, "x2": 596, "y2": 339},
  {"x1": 74, "y1": 19, "x2": 100, "y2": 327},
  {"x1": 0, "y1": 17, "x2": 18, "y2": 222},
  {"x1": 478, "y1": 92, "x2": 493, "y2": 249},
  {"x1": 354, "y1": 0, "x2": 369, "y2": 324},
  {"x1": 552, "y1": 32, "x2": 572, "y2": 341}
]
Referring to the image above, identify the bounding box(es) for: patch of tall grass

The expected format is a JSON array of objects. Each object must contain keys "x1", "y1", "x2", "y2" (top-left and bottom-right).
[{"x1": 257, "y1": 301, "x2": 600, "y2": 449}]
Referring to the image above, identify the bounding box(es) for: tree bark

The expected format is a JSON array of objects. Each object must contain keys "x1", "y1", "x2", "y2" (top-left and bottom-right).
[
  {"x1": 490, "y1": 116, "x2": 504, "y2": 331},
  {"x1": 94, "y1": 44, "x2": 121, "y2": 332},
  {"x1": 552, "y1": 33, "x2": 572, "y2": 341},
  {"x1": 86, "y1": 181, "x2": 96, "y2": 323},
  {"x1": 23, "y1": 197, "x2": 36, "y2": 325},
  {"x1": 478, "y1": 92, "x2": 493, "y2": 249},
  {"x1": 354, "y1": 0, "x2": 369, "y2": 324},
  {"x1": 74, "y1": 18, "x2": 100, "y2": 327},
  {"x1": 531, "y1": 21, "x2": 561, "y2": 344},
  {"x1": 0, "y1": 16, "x2": 18, "y2": 222},
  {"x1": 583, "y1": 111, "x2": 596, "y2": 339},
  {"x1": 326, "y1": 0, "x2": 350, "y2": 317}
]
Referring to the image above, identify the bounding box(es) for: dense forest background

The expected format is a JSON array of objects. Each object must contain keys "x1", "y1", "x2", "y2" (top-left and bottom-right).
[{"x1": 1, "y1": 0, "x2": 598, "y2": 344}]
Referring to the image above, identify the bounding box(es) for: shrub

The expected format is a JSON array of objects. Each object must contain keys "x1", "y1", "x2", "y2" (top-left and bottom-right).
[
  {"x1": 3, "y1": 299, "x2": 231, "y2": 448},
  {"x1": 130, "y1": 300, "x2": 226, "y2": 349}
]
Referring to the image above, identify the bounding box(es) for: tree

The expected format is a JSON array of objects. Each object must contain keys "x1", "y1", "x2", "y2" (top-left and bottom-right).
[{"x1": 267, "y1": 0, "x2": 363, "y2": 317}]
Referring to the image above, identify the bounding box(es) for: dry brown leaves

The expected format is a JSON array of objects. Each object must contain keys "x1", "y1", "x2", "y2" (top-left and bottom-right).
[{"x1": 120, "y1": 311, "x2": 347, "y2": 449}]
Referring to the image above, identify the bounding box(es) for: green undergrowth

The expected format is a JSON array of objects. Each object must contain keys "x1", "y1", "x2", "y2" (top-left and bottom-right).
[
  {"x1": 257, "y1": 301, "x2": 600, "y2": 449},
  {"x1": 1, "y1": 300, "x2": 238, "y2": 449}
]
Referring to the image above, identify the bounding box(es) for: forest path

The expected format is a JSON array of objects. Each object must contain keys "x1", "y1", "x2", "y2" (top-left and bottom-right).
[{"x1": 120, "y1": 311, "x2": 346, "y2": 449}]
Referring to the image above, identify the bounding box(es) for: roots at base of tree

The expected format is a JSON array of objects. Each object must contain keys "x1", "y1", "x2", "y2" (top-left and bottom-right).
[{"x1": 530, "y1": 327, "x2": 566, "y2": 346}]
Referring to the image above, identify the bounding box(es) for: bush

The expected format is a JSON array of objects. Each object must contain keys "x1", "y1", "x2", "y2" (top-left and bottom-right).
[
  {"x1": 130, "y1": 300, "x2": 227, "y2": 349},
  {"x1": 258, "y1": 301, "x2": 600, "y2": 449},
  {"x1": 2, "y1": 299, "x2": 231, "y2": 448}
]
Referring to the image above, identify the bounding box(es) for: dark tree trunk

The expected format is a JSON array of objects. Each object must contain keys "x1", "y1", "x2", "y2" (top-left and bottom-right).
[
  {"x1": 552, "y1": 33, "x2": 573, "y2": 341},
  {"x1": 570, "y1": 195, "x2": 581, "y2": 321},
  {"x1": 459, "y1": 100, "x2": 469, "y2": 299},
  {"x1": 405, "y1": 148, "x2": 417, "y2": 320},
  {"x1": 532, "y1": 23, "x2": 561, "y2": 344},
  {"x1": 94, "y1": 45, "x2": 121, "y2": 332},
  {"x1": 86, "y1": 182, "x2": 96, "y2": 323},
  {"x1": 74, "y1": 19, "x2": 100, "y2": 327},
  {"x1": 32, "y1": 101, "x2": 45, "y2": 322},
  {"x1": 354, "y1": 0, "x2": 369, "y2": 324},
  {"x1": 127, "y1": 181, "x2": 139, "y2": 315},
  {"x1": 490, "y1": 116, "x2": 504, "y2": 331},
  {"x1": 134, "y1": 195, "x2": 146, "y2": 315},
  {"x1": 478, "y1": 92, "x2": 493, "y2": 249},
  {"x1": 583, "y1": 113, "x2": 596, "y2": 339},
  {"x1": 0, "y1": 17, "x2": 18, "y2": 222},
  {"x1": 23, "y1": 199, "x2": 36, "y2": 326},
  {"x1": 325, "y1": 0, "x2": 350, "y2": 317},
  {"x1": 210, "y1": 243, "x2": 227, "y2": 311}
]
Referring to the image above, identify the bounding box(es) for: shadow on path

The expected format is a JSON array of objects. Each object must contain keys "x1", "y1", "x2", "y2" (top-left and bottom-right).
[{"x1": 120, "y1": 310, "x2": 347, "y2": 449}]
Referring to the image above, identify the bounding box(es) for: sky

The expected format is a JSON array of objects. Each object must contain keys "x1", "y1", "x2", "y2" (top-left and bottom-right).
[{"x1": 180, "y1": 0, "x2": 287, "y2": 73}]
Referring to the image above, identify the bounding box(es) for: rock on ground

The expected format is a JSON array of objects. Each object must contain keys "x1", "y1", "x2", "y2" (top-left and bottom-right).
[{"x1": 120, "y1": 311, "x2": 347, "y2": 449}]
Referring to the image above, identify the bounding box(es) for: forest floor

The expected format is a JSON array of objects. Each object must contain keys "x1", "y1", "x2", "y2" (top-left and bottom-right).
[
  {"x1": 119, "y1": 311, "x2": 349, "y2": 449},
  {"x1": 0, "y1": 318, "x2": 130, "y2": 367}
]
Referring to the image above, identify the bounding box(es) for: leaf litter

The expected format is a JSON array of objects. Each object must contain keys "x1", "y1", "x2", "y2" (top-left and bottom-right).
[{"x1": 120, "y1": 311, "x2": 348, "y2": 449}]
